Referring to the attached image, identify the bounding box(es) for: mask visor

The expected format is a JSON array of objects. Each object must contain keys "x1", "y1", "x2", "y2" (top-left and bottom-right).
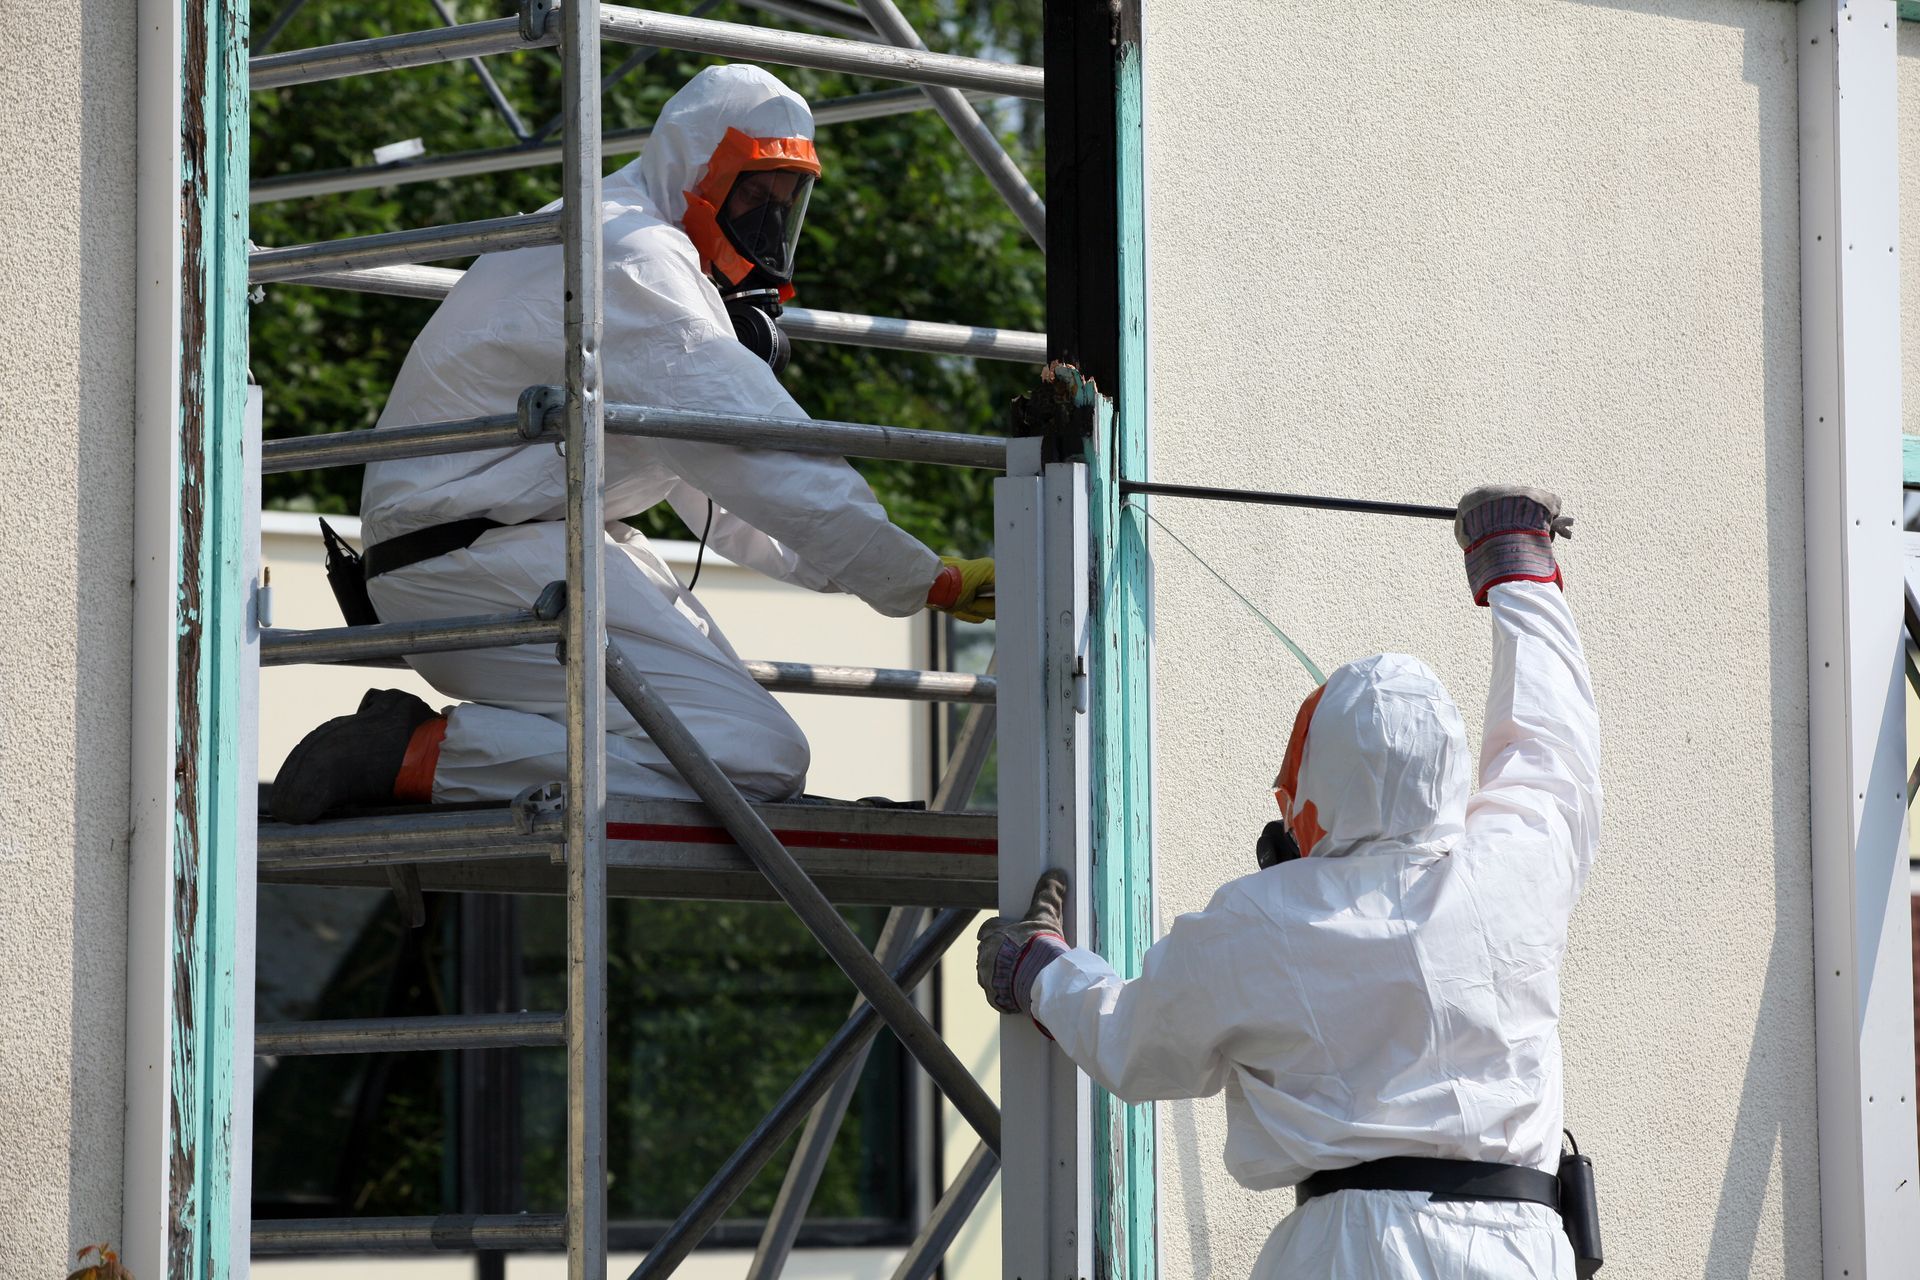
[{"x1": 718, "y1": 169, "x2": 815, "y2": 281}]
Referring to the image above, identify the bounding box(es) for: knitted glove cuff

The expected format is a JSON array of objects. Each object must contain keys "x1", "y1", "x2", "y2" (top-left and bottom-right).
[
  {"x1": 1012, "y1": 933, "x2": 1069, "y2": 1014},
  {"x1": 927, "y1": 564, "x2": 963, "y2": 609},
  {"x1": 989, "y1": 930, "x2": 1066, "y2": 1014},
  {"x1": 1464, "y1": 532, "x2": 1561, "y2": 606}
]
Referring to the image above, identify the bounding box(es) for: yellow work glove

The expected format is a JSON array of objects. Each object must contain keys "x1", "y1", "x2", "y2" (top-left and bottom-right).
[{"x1": 927, "y1": 555, "x2": 995, "y2": 623}]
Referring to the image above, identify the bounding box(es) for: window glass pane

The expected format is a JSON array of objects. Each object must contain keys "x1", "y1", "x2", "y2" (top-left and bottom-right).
[
  {"x1": 251, "y1": 885, "x2": 455, "y2": 1216},
  {"x1": 252, "y1": 887, "x2": 915, "y2": 1238}
]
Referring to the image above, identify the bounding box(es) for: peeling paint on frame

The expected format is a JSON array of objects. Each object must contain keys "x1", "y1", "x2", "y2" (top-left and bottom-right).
[
  {"x1": 1088, "y1": 32, "x2": 1156, "y2": 1280},
  {"x1": 169, "y1": 0, "x2": 249, "y2": 1273}
]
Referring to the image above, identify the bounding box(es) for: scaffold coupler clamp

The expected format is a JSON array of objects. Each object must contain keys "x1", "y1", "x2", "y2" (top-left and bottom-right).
[
  {"x1": 519, "y1": 0, "x2": 556, "y2": 43},
  {"x1": 519, "y1": 383, "x2": 566, "y2": 454},
  {"x1": 515, "y1": 781, "x2": 567, "y2": 846},
  {"x1": 532, "y1": 580, "x2": 568, "y2": 622}
]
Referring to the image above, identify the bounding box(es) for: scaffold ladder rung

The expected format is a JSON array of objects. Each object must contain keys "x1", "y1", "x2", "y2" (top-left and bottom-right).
[
  {"x1": 255, "y1": 1011, "x2": 565, "y2": 1056},
  {"x1": 249, "y1": 86, "x2": 968, "y2": 205},
  {"x1": 251, "y1": 4, "x2": 1045, "y2": 100},
  {"x1": 252, "y1": 1214, "x2": 566, "y2": 1255},
  {"x1": 260, "y1": 395, "x2": 1007, "y2": 474}
]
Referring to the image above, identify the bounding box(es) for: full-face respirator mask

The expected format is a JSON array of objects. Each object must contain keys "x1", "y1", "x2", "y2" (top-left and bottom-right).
[{"x1": 682, "y1": 128, "x2": 819, "y2": 378}]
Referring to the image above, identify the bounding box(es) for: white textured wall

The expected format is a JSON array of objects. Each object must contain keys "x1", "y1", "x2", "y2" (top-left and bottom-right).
[
  {"x1": 1144, "y1": 2, "x2": 1813, "y2": 1277},
  {"x1": 0, "y1": 0, "x2": 137, "y2": 1273},
  {"x1": 1903, "y1": 24, "x2": 1918, "y2": 437}
]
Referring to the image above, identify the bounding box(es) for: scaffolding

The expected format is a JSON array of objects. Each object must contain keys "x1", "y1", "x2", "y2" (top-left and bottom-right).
[{"x1": 245, "y1": 2, "x2": 1078, "y2": 1276}]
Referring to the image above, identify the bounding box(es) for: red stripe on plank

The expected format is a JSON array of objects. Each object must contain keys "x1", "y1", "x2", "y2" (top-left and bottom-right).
[{"x1": 605, "y1": 821, "x2": 997, "y2": 857}]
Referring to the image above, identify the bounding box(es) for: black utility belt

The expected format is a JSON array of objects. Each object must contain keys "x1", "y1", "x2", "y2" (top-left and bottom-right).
[
  {"x1": 1296, "y1": 1156, "x2": 1558, "y2": 1209},
  {"x1": 363, "y1": 516, "x2": 549, "y2": 581},
  {"x1": 1297, "y1": 1151, "x2": 1603, "y2": 1278}
]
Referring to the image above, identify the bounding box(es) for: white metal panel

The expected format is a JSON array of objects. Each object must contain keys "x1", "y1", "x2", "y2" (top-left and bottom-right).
[
  {"x1": 1040, "y1": 460, "x2": 1094, "y2": 1280},
  {"x1": 1798, "y1": 2, "x2": 1920, "y2": 1273},
  {"x1": 995, "y1": 440, "x2": 1094, "y2": 1278}
]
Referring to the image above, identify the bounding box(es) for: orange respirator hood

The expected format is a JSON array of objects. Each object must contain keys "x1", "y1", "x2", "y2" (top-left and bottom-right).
[
  {"x1": 682, "y1": 127, "x2": 821, "y2": 297},
  {"x1": 1273, "y1": 685, "x2": 1330, "y2": 857}
]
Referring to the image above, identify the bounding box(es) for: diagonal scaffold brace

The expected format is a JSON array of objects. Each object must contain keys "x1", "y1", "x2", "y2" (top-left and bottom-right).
[
  {"x1": 746, "y1": 657, "x2": 1000, "y2": 1280},
  {"x1": 627, "y1": 906, "x2": 978, "y2": 1279},
  {"x1": 601, "y1": 642, "x2": 1003, "y2": 1152}
]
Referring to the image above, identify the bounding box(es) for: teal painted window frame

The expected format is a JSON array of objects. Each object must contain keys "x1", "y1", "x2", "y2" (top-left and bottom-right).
[
  {"x1": 168, "y1": 0, "x2": 251, "y2": 1273},
  {"x1": 1088, "y1": 32, "x2": 1156, "y2": 1280}
]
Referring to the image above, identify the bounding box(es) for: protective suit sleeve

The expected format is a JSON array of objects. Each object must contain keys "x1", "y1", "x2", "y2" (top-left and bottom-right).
[
  {"x1": 602, "y1": 244, "x2": 942, "y2": 616},
  {"x1": 663, "y1": 481, "x2": 841, "y2": 593},
  {"x1": 1027, "y1": 891, "x2": 1269, "y2": 1104},
  {"x1": 1465, "y1": 581, "x2": 1603, "y2": 892}
]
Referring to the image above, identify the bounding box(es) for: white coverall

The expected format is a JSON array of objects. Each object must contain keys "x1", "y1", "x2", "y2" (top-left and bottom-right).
[
  {"x1": 1031, "y1": 581, "x2": 1600, "y2": 1279},
  {"x1": 359, "y1": 66, "x2": 940, "y2": 803}
]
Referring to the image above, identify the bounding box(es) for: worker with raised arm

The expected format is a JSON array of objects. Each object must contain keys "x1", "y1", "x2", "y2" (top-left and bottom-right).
[
  {"x1": 978, "y1": 486, "x2": 1601, "y2": 1280},
  {"x1": 272, "y1": 65, "x2": 993, "y2": 822}
]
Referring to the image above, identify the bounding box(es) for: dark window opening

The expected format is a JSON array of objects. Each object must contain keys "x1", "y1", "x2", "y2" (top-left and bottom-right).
[{"x1": 252, "y1": 885, "x2": 918, "y2": 1247}]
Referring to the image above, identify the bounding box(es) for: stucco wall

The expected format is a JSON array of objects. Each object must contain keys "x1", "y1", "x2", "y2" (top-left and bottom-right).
[
  {"x1": 0, "y1": 0, "x2": 137, "y2": 1273},
  {"x1": 1143, "y1": 2, "x2": 1813, "y2": 1277},
  {"x1": 1903, "y1": 23, "x2": 1918, "y2": 437}
]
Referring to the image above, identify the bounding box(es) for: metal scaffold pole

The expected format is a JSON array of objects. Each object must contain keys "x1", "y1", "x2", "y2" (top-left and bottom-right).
[
  {"x1": 851, "y1": 0, "x2": 1045, "y2": 249},
  {"x1": 251, "y1": 5, "x2": 1043, "y2": 98},
  {"x1": 556, "y1": 0, "x2": 610, "y2": 1272}
]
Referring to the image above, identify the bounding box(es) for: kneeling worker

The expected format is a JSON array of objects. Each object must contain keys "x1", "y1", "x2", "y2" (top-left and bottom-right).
[
  {"x1": 274, "y1": 65, "x2": 992, "y2": 821},
  {"x1": 979, "y1": 486, "x2": 1600, "y2": 1279}
]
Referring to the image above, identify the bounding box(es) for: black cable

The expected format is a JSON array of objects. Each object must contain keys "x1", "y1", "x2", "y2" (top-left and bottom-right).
[
  {"x1": 1119, "y1": 479, "x2": 1456, "y2": 522},
  {"x1": 688, "y1": 499, "x2": 716, "y2": 591}
]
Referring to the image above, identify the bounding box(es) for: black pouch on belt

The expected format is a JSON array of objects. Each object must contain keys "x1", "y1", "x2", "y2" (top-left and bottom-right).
[
  {"x1": 319, "y1": 517, "x2": 380, "y2": 627},
  {"x1": 1558, "y1": 1130, "x2": 1603, "y2": 1277}
]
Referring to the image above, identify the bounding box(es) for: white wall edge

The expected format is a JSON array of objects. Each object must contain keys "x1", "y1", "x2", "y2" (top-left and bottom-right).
[{"x1": 124, "y1": 0, "x2": 183, "y2": 1270}]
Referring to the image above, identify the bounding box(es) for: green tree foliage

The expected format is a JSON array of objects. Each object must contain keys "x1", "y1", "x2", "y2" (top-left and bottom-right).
[{"x1": 251, "y1": 0, "x2": 1044, "y2": 557}]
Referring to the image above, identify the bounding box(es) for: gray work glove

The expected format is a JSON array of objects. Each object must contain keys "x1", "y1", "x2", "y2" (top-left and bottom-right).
[
  {"x1": 976, "y1": 869, "x2": 1070, "y2": 1016},
  {"x1": 1454, "y1": 484, "x2": 1573, "y2": 606}
]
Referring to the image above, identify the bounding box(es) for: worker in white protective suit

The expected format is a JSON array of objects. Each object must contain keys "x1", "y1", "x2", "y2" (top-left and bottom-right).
[
  {"x1": 272, "y1": 65, "x2": 994, "y2": 823},
  {"x1": 978, "y1": 486, "x2": 1600, "y2": 1280}
]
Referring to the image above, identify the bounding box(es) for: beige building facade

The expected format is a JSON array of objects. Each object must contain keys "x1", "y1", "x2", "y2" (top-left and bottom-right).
[
  {"x1": 0, "y1": 0, "x2": 138, "y2": 1272},
  {"x1": 1142, "y1": 4, "x2": 1916, "y2": 1279},
  {"x1": 4, "y1": 2, "x2": 1920, "y2": 1278}
]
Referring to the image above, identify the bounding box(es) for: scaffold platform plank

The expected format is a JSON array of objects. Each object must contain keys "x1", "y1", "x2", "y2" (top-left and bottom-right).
[{"x1": 258, "y1": 797, "x2": 997, "y2": 908}]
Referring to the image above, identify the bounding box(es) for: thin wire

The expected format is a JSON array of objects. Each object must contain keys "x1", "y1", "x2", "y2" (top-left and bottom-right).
[
  {"x1": 688, "y1": 499, "x2": 716, "y2": 591},
  {"x1": 1123, "y1": 501, "x2": 1326, "y2": 686}
]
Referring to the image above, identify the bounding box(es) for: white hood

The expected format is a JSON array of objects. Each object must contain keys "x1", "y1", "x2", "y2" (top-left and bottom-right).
[
  {"x1": 1294, "y1": 652, "x2": 1468, "y2": 858},
  {"x1": 608, "y1": 63, "x2": 816, "y2": 228}
]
